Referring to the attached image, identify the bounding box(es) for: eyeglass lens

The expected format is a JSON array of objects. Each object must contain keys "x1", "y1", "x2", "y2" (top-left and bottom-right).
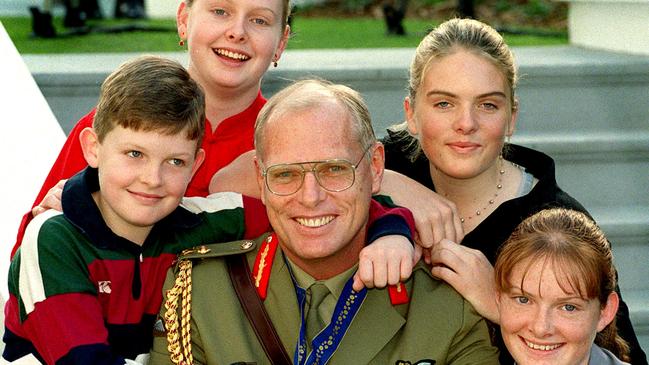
[{"x1": 266, "y1": 161, "x2": 356, "y2": 195}]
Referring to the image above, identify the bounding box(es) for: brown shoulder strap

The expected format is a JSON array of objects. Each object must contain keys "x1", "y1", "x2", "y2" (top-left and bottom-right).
[{"x1": 226, "y1": 254, "x2": 293, "y2": 365}]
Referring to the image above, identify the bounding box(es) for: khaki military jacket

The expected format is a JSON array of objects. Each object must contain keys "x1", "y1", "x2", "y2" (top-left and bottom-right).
[{"x1": 149, "y1": 233, "x2": 499, "y2": 365}]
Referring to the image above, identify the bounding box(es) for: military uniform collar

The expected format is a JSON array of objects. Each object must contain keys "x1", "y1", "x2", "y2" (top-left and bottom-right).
[{"x1": 286, "y1": 258, "x2": 358, "y2": 302}]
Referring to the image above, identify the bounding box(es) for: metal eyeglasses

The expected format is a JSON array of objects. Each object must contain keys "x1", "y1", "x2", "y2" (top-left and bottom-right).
[{"x1": 260, "y1": 145, "x2": 373, "y2": 196}]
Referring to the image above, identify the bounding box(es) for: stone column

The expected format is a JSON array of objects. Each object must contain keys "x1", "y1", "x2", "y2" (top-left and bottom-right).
[
  {"x1": 145, "y1": 0, "x2": 180, "y2": 18},
  {"x1": 562, "y1": 0, "x2": 649, "y2": 55}
]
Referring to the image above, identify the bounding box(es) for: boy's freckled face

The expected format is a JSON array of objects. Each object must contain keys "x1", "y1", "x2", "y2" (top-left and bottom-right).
[{"x1": 91, "y1": 126, "x2": 201, "y2": 242}]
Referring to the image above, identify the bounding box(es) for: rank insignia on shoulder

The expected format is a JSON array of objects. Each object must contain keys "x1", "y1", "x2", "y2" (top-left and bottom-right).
[
  {"x1": 152, "y1": 318, "x2": 167, "y2": 337},
  {"x1": 180, "y1": 245, "x2": 211, "y2": 257},
  {"x1": 395, "y1": 360, "x2": 435, "y2": 365},
  {"x1": 179, "y1": 240, "x2": 258, "y2": 260}
]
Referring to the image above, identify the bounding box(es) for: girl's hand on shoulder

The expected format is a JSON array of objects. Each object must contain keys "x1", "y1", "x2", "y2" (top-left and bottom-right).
[{"x1": 429, "y1": 239, "x2": 499, "y2": 323}]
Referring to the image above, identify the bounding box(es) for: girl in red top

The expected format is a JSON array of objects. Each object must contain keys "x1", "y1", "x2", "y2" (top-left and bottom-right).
[{"x1": 12, "y1": 0, "x2": 291, "y2": 257}]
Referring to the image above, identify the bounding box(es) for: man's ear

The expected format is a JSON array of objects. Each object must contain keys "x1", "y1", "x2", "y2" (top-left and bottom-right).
[
  {"x1": 404, "y1": 97, "x2": 418, "y2": 136},
  {"x1": 597, "y1": 291, "x2": 620, "y2": 332},
  {"x1": 369, "y1": 142, "x2": 385, "y2": 194},
  {"x1": 254, "y1": 155, "x2": 266, "y2": 205},
  {"x1": 79, "y1": 127, "x2": 100, "y2": 168}
]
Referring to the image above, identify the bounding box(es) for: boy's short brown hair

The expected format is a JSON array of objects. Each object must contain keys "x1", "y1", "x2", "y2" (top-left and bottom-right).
[{"x1": 93, "y1": 55, "x2": 205, "y2": 146}]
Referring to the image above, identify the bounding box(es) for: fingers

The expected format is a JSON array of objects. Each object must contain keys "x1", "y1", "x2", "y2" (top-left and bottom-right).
[
  {"x1": 431, "y1": 261, "x2": 500, "y2": 322},
  {"x1": 414, "y1": 215, "x2": 435, "y2": 250},
  {"x1": 356, "y1": 255, "x2": 376, "y2": 290},
  {"x1": 412, "y1": 244, "x2": 423, "y2": 266},
  {"x1": 429, "y1": 239, "x2": 482, "y2": 267},
  {"x1": 369, "y1": 250, "x2": 412, "y2": 287},
  {"x1": 413, "y1": 206, "x2": 452, "y2": 248},
  {"x1": 33, "y1": 179, "x2": 68, "y2": 217},
  {"x1": 427, "y1": 240, "x2": 476, "y2": 285},
  {"x1": 31, "y1": 205, "x2": 47, "y2": 217},
  {"x1": 352, "y1": 272, "x2": 365, "y2": 292},
  {"x1": 399, "y1": 254, "x2": 413, "y2": 283},
  {"x1": 33, "y1": 188, "x2": 64, "y2": 216},
  {"x1": 428, "y1": 240, "x2": 468, "y2": 269},
  {"x1": 44, "y1": 189, "x2": 63, "y2": 210},
  {"x1": 430, "y1": 264, "x2": 460, "y2": 288},
  {"x1": 431, "y1": 200, "x2": 463, "y2": 244},
  {"x1": 445, "y1": 199, "x2": 463, "y2": 243},
  {"x1": 428, "y1": 240, "x2": 494, "y2": 292},
  {"x1": 443, "y1": 206, "x2": 463, "y2": 244},
  {"x1": 422, "y1": 247, "x2": 432, "y2": 265},
  {"x1": 385, "y1": 255, "x2": 401, "y2": 286},
  {"x1": 412, "y1": 200, "x2": 464, "y2": 253},
  {"x1": 430, "y1": 208, "x2": 448, "y2": 246},
  {"x1": 357, "y1": 243, "x2": 415, "y2": 290}
]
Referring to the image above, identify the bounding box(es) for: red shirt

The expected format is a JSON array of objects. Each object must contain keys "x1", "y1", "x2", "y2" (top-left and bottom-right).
[{"x1": 11, "y1": 92, "x2": 266, "y2": 258}]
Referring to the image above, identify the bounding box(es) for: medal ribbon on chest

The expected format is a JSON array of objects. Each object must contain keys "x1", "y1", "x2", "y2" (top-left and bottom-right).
[{"x1": 293, "y1": 277, "x2": 367, "y2": 365}]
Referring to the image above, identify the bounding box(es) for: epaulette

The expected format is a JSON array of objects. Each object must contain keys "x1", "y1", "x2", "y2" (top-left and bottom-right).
[
  {"x1": 165, "y1": 238, "x2": 258, "y2": 365},
  {"x1": 178, "y1": 239, "x2": 258, "y2": 260}
]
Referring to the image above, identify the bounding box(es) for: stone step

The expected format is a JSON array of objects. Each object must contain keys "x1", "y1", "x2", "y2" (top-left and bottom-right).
[
  {"x1": 624, "y1": 289, "x2": 649, "y2": 356},
  {"x1": 513, "y1": 131, "x2": 649, "y2": 207},
  {"x1": 592, "y1": 205, "x2": 649, "y2": 292}
]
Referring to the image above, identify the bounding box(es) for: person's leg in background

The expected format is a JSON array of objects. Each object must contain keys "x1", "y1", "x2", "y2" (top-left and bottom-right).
[
  {"x1": 81, "y1": 0, "x2": 103, "y2": 20},
  {"x1": 29, "y1": 0, "x2": 56, "y2": 38},
  {"x1": 115, "y1": 0, "x2": 145, "y2": 19},
  {"x1": 63, "y1": 0, "x2": 86, "y2": 28}
]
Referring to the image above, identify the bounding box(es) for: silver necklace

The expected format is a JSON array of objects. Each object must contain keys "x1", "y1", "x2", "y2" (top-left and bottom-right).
[{"x1": 458, "y1": 158, "x2": 505, "y2": 224}]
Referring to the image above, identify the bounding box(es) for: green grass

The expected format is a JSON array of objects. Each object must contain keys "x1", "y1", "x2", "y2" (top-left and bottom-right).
[
  {"x1": 291, "y1": 17, "x2": 567, "y2": 48},
  {"x1": 1, "y1": 16, "x2": 567, "y2": 54},
  {"x1": 1, "y1": 17, "x2": 181, "y2": 53}
]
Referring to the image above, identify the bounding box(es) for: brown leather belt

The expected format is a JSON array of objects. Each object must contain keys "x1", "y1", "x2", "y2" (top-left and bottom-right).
[{"x1": 226, "y1": 253, "x2": 293, "y2": 365}]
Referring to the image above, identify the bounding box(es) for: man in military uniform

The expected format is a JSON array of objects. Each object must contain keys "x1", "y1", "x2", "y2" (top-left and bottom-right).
[{"x1": 149, "y1": 80, "x2": 499, "y2": 365}]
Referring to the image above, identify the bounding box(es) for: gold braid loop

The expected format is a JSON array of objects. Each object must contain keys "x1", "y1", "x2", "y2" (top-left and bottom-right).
[
  {"x1": 181, "y1": 260, "x2": 193, "y2": 364},
  {"x1": 164, "y1": 259, "x2": 194, "y2": 364}
]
